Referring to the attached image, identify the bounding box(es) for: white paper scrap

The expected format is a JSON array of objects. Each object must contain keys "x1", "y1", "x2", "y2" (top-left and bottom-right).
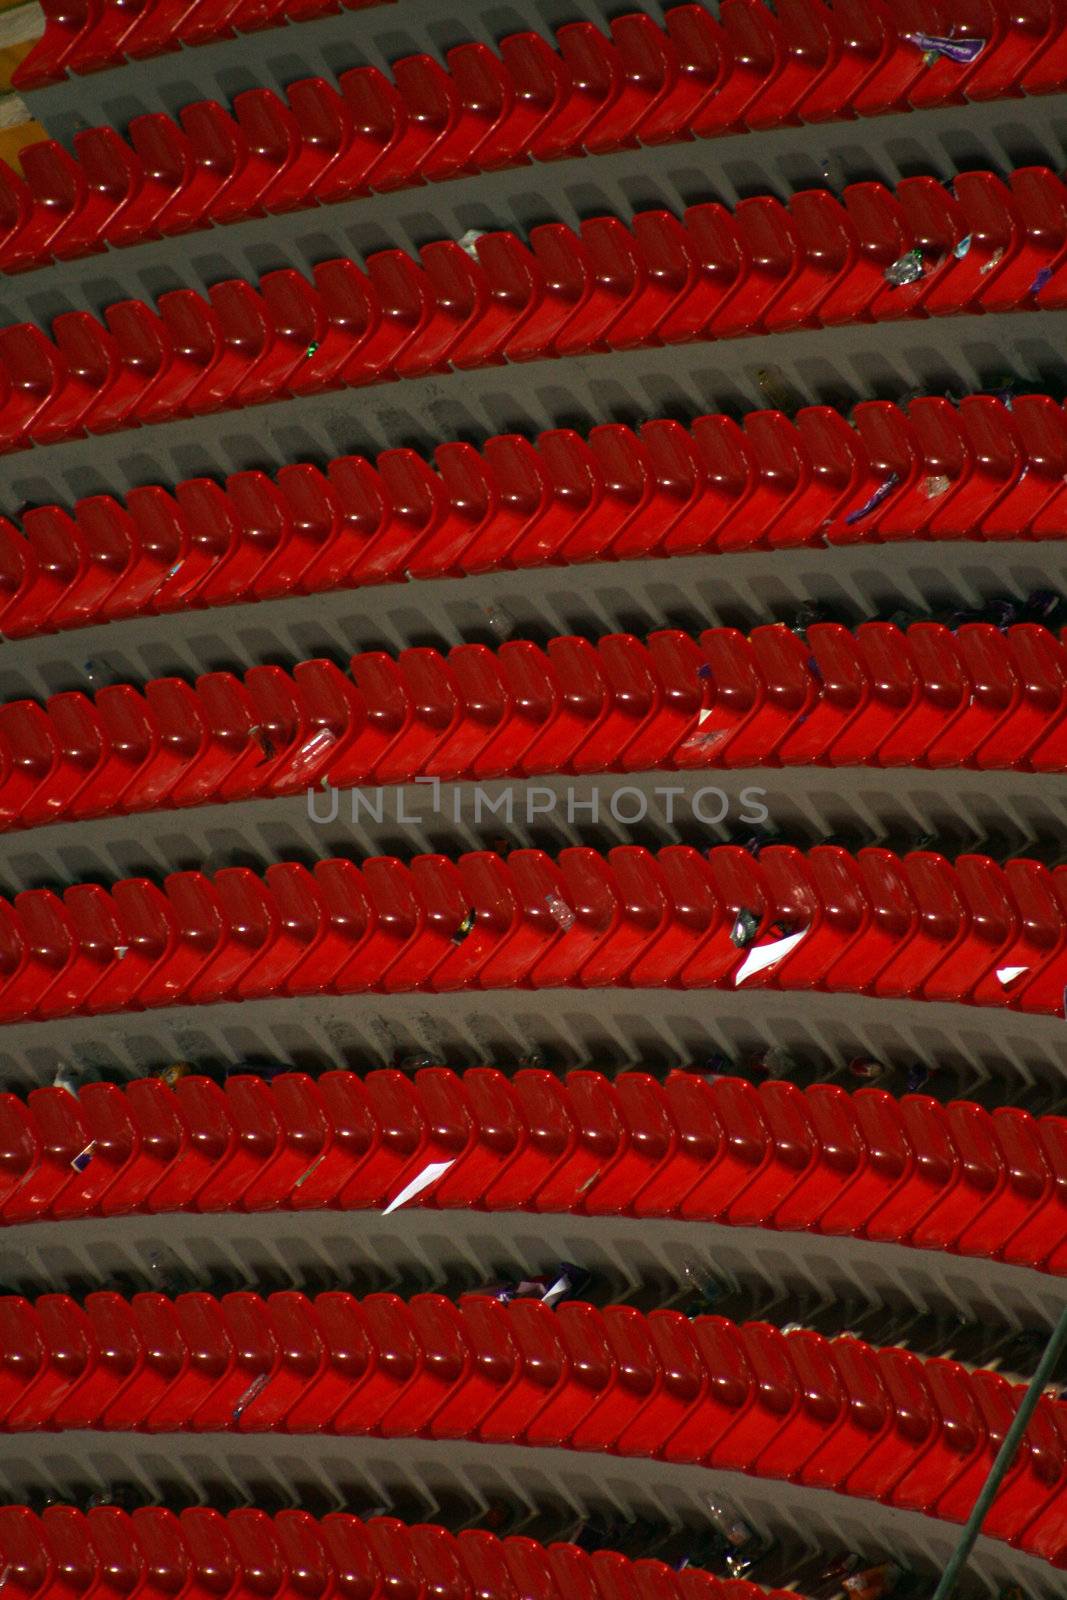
[
  {"x1": 382, "y1": 1159, "x2": 457, "y2": 1214},
  {"x1": 734, "y1": 929, "x2": 806, "y2": 985}
]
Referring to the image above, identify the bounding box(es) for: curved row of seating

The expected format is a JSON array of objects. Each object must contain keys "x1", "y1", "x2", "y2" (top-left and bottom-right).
[
  {"x1": 0, "y1": 1286, "x2": 1064, "y2": 1564},
  {"x1": 5, "y1": 1066, "x2": 1066, "y2": 1277},
  {"x1": 5, "y1": 394, "x2": 1064, "y2": 641},
  {"x1": 0, "y1": 1505, "x2": 792, "y2": 1600},
  {"x1": 14, "y1": 0, "x2": 1066, "y2": 107},
  {"x1": 8, "y1": 8, "x2": 1067, "y2": 270},
  {"x1": 3, "y1": 843, "x2": 1067, "y2": 1022},
  {"x1": 6, "y1": 619, "x2": 1067, "y2": 835},
  {"x1": 13, "y1": 0, "x2": 391, "y2": 90},
  {"x1": 2, "y1": 174, "x2": 1064, "y2": 449}
]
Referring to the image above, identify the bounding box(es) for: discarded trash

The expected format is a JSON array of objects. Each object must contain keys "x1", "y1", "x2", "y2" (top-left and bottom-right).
[
  {"x1": 729, "y1": 907, "x2": 761, "y2": 949},
  {"x1": 305, "y1": 341, "x2": 320, "y2": 358},
  {"x1": 697, "y1": 663, "x2": 712, "y2": 679},
  {"x1": 1031, "y1": 266, "x2": 1054, "y2": 296},
  {"x1": 70, "y1": 1141, "x2": 96, "y2": 1173},
  {"x1": 921, "y1": 474, "x2": 951, "y2": 498},
  {"x1": 294, "y1": 728, "x2": 337, "y2": 768},
  {"x1": 53, "y1": 1065, "x2": 80, "y2": 1098},
  {"x1": 545, "y1": 891, "x2": 575, "y2": 930},
  {"x1": 232, "y1": 1370, "x2": 270, "y2": 1422},
  {"x1": 905, "y1": 32, "x2": 986, "y2": 64},
  {"x1": 457, "y1": 228, "x2": 485, "y2": 260},
  {"x1": 702, "y1": 1495, "x2": 753, "y2": 1550},
  {"x1": 381, "y1": 1158, "x2": 456, "y2": 1214},
  {"x1": 996, "y1": 965, "x2": 1029, "y2": 985},
  {"x1": 251, "y1": 724, "x2": 278, "y2": 760},
  {"x1": 905, "y1": 1062, "x2": 930, "y2": 1093},
  {"x1": 953, "y1": 234, "x2": 972, "y2": 259},
  {"x1": 845, "y1": 474, "x2": 899, "y2": 525},
  {"x1": 843, "y1": 1563, "x2": 903, "y2": 1600},
  {"x1": 848, "y1": 1057, "x2": 885, "y2": 1080},
  {"x1": 749, "y1": 1046, "x2": 798, "y2": 1082},
  {"x1": 476, "y1": 1263, "x2": 589, "y2": 1309},
  {"x1": 756, "y1": 365, "x2": 803, "y2": 412},
  {"x1": 483, "y1": 604, "x2": 514, "y2": 637},
  {"x1": 980, "y1": 246, "x2": 1005, "y2": 276},
  {"x1": 293, "y1": 1150, "x2": 327, "y2": 1189},
  {"x1": 807, "y1": 1552, "x2": 862, "y2": 1596},
  {"x1": 157, "y1": 1062, "x2": 193, "y2": 1086},
  {"x1": 451, "y1": 908, "x2": 476, "y2": 944},
  {"x1": 734, "y1": 928, "x2": 806, "y2": 984},
  {"x1": 684, "y1": 1260, "x2": 726, "y2": 1312},
  {"x1": 884, "y1": 249, "x2": 924, "y2": 288},
  {"x1": 145, "y1": 1244, "x2": 194, "y2": 1295}
]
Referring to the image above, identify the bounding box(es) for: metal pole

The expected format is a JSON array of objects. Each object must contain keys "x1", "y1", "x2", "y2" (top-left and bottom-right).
[{"x1": 930, "y1": 1301, "x2": 1067, "y2": 1600}]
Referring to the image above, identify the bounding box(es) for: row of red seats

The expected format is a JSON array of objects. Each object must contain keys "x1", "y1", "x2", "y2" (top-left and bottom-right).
[
  {"x1": 3, "y1": 844, "x2": 1067, "y2": 1022},
  {"x1": 8, "y1": 5, "x2": 1067, "y2": 269},
  {"x1": 5, "y1": 1066, "x2": 1065, "y2": 1278},
  {"x1": 6, "y1": 394, "x2": 1066, "y2": 642},
  {"x1": 0, "y1": 1287, "x2": 1064, "y2": 1565},
  {"x1": 13, "y1": 0, "x2": 391, "y2": 89},
  {"x1": 3, "y1": 174, "x2": 1065, "y2": 448},
  {"x1": 6, "y1": 619, "x2": 1067, "y2": 837},
  {"x1": 0, "y1": 1506, "x2": 792, "y2": 1600}
]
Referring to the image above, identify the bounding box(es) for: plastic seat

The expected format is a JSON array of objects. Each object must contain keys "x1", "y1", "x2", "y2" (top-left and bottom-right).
[
  {"x1": 396, "y1": 855, "x2": 479, "y2": 994},
  {"x1": 755, "y1": 1330, "x2": 847, "y2": 1479},
  {"x1": 477, "y1": 1067, "x2": 573, "y2": 1214},
  {"x1": 528, "y1": 1070, "x2": 625, "y2": 1211},
  {"x1": 655, "y1": 1305, "x2": 755, "y2": 1465},
  {"x1": 709, "y1": 1319, "x2": 798, "y2": 1471},
  {"x1": 124, "y1": 834, "x2": 216, "y2": 1007},
  {"x1": 169, "y1": 1296, "x2": 264, "y2": 1430},
  {"x1": 53, "y1": 1079, "x2": 139, "y2": 1218},
  {"x1": 282, "y1": 1291, "x2": 373, "y2": 1430},
  {"x1": 1, "y1": 1087, "x2": 84, "y2": 1222},
  {"x1": 295, "y1": 860, "x2": 385, "y2": 995},
  {"x1": 799, "y1": 1333, "x2": 893, "y2": 1490},
  {"x1": 1005, "y1": 1116, "x2": 1067, "y2": 1272},
  {"x1": 137, "y1": 1291, "x2": 230, "y2": 1430},
  {"x1": 0, "y1": 160, "x2": 35, "y2": 274},
  {"x1": 321, "y1": 1069, "x2": 418, "y2": 1211},
  {"x1": 0, "y1": 323, "x2": 70, "y2": 451},
  {"x1": 726, "y1": 199, "x2": 807, "y2": 336},
  {"x1": 953, "y1": 1107, "x2": 1050, "y2": 1262},
  {"x1": 8, "y1": 143, "x2": 87, "y2": 273},
  {"x1": 103, "y1": 878, "x2": 176, "y2": 1010},
  {"x1": 911, "y1": 1101, "x2": 1007, "y2": 1252},
  {"x1": 470, "y1": 853, "x2": 562, "y2": 990},
  {"x1": 5, "y1": 1293, "x2": 93, "y2": 1429},
  {"x1": 527, "y1": 23, "x2": 616, "y2": 162},
  {"x1": 451, "y1": 234, "x2": 541, "y2": 368},
  {"x1": 327, "y1": 1292, "x2": 423, "y2": 1434},
  {"x1": 570, "y1": 1304, "x2": 661, "y2": 1452},
  {"x1": 872, "y1": 851, "x2": 967, "y2": 998},
  {"x1": 44, "y1": 884, "x2": 133, "y2": 1025},
  {"x1": 841, "y1": 1344, "x2": 940, "y2": 1502}
]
